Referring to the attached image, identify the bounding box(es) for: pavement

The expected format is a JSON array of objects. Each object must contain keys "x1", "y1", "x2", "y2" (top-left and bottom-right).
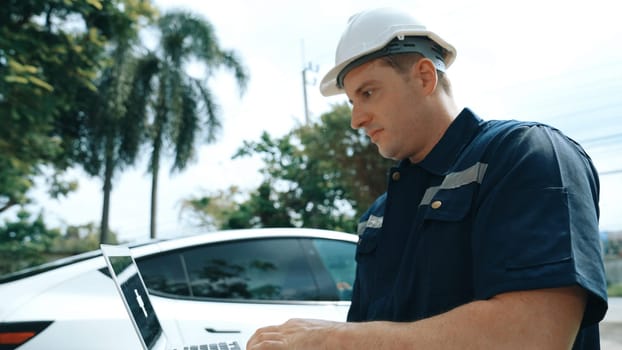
[{"x1": 601, "y1": 297, "x2": 622, "y2": 350}]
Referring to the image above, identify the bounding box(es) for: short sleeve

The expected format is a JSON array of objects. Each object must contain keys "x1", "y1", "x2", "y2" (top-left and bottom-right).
[{"x1": 472, "y1": 123, "x2": 607, "y2": 326}]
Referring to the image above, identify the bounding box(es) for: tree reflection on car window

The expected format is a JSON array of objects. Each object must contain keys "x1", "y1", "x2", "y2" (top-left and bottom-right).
[
  {"x1": 138, "y1": 237, "x2": 357, "y2": 302},
  {"x1": 184, "y1": 238, "x2": 317, "y2": 300},
  {"x1": 138, "y1": 253, "x2": 190, "y2": 296}
]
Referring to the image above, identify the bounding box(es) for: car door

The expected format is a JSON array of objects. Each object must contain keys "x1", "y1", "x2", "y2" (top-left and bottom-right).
[{"x1": 135, "y1": 236, "x2": 355, "y2": 346}]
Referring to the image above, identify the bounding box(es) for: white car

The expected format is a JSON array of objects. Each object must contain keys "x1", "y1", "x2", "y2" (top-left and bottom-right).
[{"x1": 0, "y1": 228, "x2": 358, "y2": 349}]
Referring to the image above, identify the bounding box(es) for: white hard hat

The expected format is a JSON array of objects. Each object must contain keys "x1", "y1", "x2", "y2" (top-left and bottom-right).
[{"x1": 320, "y1": 7, "x2": 457, "y2": 96}]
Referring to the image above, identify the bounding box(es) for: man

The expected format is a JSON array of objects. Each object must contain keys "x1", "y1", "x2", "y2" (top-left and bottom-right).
[{"x1": 247, "y1": 7, "x2": 607, "y2": 349}]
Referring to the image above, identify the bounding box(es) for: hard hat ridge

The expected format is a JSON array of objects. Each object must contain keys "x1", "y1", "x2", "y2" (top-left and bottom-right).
[{"x1": 336, "y1": 36, "x2": 449, "y2": 89}]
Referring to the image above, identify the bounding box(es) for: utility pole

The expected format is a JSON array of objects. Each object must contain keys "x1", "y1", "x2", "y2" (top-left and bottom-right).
[{"x1": 301, "y1": 40, "x2": 318, "y2": 125}]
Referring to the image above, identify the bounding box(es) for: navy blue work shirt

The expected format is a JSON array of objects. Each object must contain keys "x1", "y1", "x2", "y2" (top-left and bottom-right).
[{"x1": 348, "y1": 108, "x2": 608, "y2": 348}]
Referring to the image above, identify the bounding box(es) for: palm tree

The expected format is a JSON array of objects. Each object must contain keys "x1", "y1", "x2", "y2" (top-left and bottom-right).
[
  {"x1": 132, "y1": 11, "x2": 248, "y2": 238},
  {"x1": 77, "y1": 2, "x2": 157, "y2": 244},
  {"x1": 80, "y1": 39, "x2": 160, "y2": 244}
]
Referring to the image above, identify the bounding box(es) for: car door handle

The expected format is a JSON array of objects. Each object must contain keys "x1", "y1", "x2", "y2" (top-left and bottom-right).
[{"x1": 205, "y1": 328, "x2": 241, "y2": 334}]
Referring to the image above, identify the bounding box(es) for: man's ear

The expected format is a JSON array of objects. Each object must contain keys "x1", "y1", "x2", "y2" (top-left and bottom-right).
[{"x1": 411, "y1": 58, "x2": 438, "y2": 96}]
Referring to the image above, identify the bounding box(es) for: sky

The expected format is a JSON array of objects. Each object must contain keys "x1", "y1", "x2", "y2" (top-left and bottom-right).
[{"x1": 24, "y1": 0, "x2": 622, "y2": 242}]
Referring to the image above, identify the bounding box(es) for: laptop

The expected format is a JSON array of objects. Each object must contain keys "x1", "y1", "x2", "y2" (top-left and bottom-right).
[{"x1": 100, "y1": 244, "x2": 243, "y2": 350}]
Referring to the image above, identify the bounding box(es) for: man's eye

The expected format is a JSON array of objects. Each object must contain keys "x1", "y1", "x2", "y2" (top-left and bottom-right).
[{"x1": 363, "y1": 90, "x2": 373, "y2": 97}]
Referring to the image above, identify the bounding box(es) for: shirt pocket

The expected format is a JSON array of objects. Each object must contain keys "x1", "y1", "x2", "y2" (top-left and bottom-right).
[
  {"x1": 419, "y1": 184, "x2": 477, "y2": 296},
  {"x1": 422, "y1": 183, "x2": 476, "y2": 223},
  {"x1": 355, "y1": 227, "x2": 380, "y2": 263}
]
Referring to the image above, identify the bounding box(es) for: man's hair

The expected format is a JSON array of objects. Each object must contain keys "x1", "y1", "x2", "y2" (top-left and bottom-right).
[{"x1": 380, "y1": 53, "x2": 453, "y2": 96}]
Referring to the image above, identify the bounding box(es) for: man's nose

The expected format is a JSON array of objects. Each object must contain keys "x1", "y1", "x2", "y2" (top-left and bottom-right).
[{"x1": 350, "y1": 104, "x2": 369, "y2": 130}]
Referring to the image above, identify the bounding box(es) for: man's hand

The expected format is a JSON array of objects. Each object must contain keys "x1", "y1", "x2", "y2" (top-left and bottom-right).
[{"x1": 246, "y1": 318, "x2": 345, "y2": 350}]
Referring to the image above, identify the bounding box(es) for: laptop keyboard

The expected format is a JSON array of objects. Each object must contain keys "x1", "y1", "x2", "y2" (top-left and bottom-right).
[{"x1": 182, "y1": 341, "x2": 241, "y2": 350}]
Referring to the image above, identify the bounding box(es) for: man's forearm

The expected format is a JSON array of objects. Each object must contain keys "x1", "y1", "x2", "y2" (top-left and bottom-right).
[{"x1": 331, "y1": 286, "x2": 586, "y2": 350}]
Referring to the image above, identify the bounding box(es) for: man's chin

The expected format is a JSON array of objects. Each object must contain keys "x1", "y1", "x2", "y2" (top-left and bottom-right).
[{"x1": 377, "y1": 147, "x2": 401, "y2": 161}]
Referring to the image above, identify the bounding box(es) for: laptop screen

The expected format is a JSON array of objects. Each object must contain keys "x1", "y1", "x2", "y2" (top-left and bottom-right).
[{"x1": 108, "y1": 255, "x2": 164, "y2": 349}]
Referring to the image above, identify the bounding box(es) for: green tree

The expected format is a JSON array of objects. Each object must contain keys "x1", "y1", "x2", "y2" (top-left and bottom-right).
[
  {"x1": 181, "y1": 103, "x2": 394, "y2": 232},
  {"x1": 0, "y1": 209, "x2": 60, "y2": 275},
  {"x1": 78, "y1": 16, "x2": 158, "y2": 244},
  {"x1": 180, "y1": 186, "x2": 245, "y2": 230},
  {"x1": 50, "y1": 222, "x2": 118, "y2": 256},
  {"x1": 295, "y1": 103, "x2": 393, "y2": 221},
  {"x1": 129, "y1": 11, "x2": 248, "y2": 239},
  {"x1": 180, "y1": 183, "x2": 293, "y2": 230},
  {"x1": 0, "y1": 215, "x2": 119, "y2": 275},
  {"x1": 0, "y1": 0, "x2": 155, "y2": 216}
]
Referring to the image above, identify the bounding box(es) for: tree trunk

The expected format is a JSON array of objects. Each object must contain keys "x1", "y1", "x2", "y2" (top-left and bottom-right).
[
  {"x1": 149, "y1": 154, "x2": 159, "y2": 239},
  {"x1": 149, "y1": 123, "x2": 163, "y2": 239},
  {"x1": 100, "y1": 144, "x2": 115, "y2": 244}
]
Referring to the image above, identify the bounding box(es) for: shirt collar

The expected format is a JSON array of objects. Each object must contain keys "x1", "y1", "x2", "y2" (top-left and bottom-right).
[{"x1": 401, "y1": 108, "x2": 483, "y2": 174}]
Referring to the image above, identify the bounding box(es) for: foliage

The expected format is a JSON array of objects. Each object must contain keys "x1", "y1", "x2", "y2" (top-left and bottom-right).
[
  {"x1": 0, "y1": 0, "x2": 157, "y2": 214},
  {"x1": 604, "y1": 233, "x2": 622, "y2": 258},
  {"x1": 181, "y1": 103, "x2": 394, "y2": 232},
  {"x1": 0, "y1": 212, "x2": 118, "y2": 275},
  {"x1": 128, "y1": 11, "x2": 249, "y2": 238},
  {"x1": 608, "y1": 283, "x2": 622, "y2": 297},
  {"x1": 50, "y1": 222, "x2": 118, "y2": 254},
  {"x1": 77, "y1": 17, "x2": 157, "y2": 244},
  {"x1": 180, "y1": 186, "x2": 247, "y2": 230},
  {"x1": 0, "y1": 209, "x2": 60, "y2": 274},
  {"x1": 295, "y1": 103, "x2": 395, "y2": 216}
]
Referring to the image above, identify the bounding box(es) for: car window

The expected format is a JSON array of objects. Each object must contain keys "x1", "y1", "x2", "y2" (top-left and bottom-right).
[
  {"x1": 307, "y1": 238, "x2": 356, "y2": 301},
  {"x1": 183, "y1": 238, "x2": 318, "y2": 301},
  {"x1": 137, "y1": 252, "x2": 190, "y2": 296},
  {"x1": 139, "y1": 238, "x2": 322, "y2": 301}
]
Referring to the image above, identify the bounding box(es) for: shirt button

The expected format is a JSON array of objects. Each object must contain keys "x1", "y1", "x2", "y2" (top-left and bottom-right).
[
  {"x1": 431, "y1": 200, "x2": 442, "y2": 209},
  {"x1": 392, "y1": 171, "x2": 401, "y2": 181}
]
